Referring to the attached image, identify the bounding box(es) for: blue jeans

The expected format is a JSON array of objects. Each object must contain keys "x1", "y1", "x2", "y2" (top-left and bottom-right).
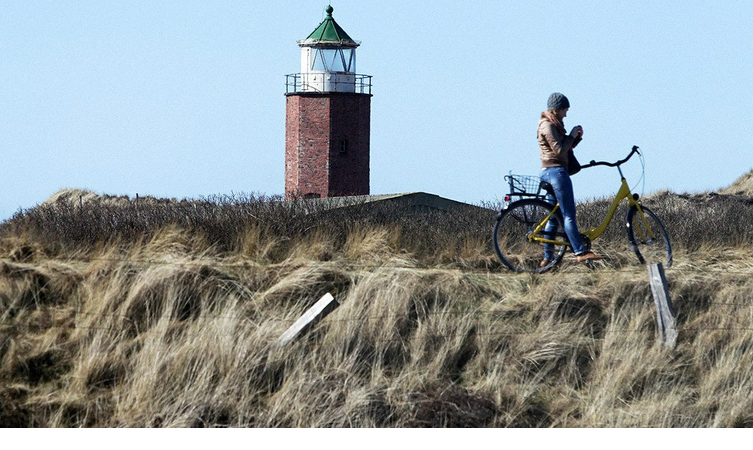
[{"x1": 540, "y1": 167, "x2": 586, "y2": 259}]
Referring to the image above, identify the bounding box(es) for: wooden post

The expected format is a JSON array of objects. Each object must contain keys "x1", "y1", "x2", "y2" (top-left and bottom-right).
[
  {"x1": 648, "y1": 263, "x2": 677, "y2": 349},
  {"x1": 276, "y1": 293, "x2": 339, "y2": 346}
]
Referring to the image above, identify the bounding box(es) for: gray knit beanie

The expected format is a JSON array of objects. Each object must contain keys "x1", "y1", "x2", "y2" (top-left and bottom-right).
[{"x1": 547, "y1": 92, "x2": 570, "y2": 110}]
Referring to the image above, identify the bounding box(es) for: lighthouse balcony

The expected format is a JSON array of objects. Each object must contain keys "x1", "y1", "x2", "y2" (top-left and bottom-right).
[{"x1": 286, "y1": 73, "x2": 372, "y2": 95}]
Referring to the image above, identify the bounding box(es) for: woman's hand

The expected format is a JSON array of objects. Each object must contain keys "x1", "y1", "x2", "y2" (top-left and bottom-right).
[{"x1": 570, "y1": 125, "x2": 584, "y2": 139}]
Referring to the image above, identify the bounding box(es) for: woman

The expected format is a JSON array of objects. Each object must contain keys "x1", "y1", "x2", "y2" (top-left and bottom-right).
[{"x1": 538, "y1": 92, "x2": 602, "y2": 265}]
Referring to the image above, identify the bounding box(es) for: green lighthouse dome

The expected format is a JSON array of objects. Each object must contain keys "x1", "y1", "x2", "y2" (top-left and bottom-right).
[{"x1": 299, "y1": 5, "x2": 359, "y2": 47}]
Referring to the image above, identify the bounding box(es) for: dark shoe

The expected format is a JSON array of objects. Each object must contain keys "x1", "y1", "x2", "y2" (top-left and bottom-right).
[{"x1": 575, "y1": 252, "x2": 602, "y2": 263}]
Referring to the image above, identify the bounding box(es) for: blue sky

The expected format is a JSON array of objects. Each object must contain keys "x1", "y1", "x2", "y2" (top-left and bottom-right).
[{"x1": 1, "y1": 1, "x2": 751, "y2": 220}]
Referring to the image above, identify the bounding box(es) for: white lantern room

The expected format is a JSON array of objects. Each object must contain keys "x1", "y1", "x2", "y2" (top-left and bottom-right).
[{"x1": 296, "y1": 5, "x2": 359, "y2": 93}]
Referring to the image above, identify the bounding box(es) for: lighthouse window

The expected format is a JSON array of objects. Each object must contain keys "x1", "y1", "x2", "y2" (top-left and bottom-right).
[
  {"x1": 343, "y1": 49, "x2": 355, "y2": 72},
  {"x1": 311, "y1": 50, "x2": 325, "y2": 71},
  {"x1": 311, "y1": 48, "x2": 353, "y2": 72},
  {"x1": 326, "y1": 50, "x2": 344, "y2": 71}
]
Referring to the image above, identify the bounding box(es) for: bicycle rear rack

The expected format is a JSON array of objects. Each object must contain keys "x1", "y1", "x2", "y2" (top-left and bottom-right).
[{"x1": 504, "y1": 173, "x2": 544, "y2": 202}]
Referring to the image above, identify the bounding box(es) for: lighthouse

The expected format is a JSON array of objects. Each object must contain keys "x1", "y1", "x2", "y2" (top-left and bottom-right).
[{"x1": 284, "y1": 5, "x2": 372, "y2": 200}]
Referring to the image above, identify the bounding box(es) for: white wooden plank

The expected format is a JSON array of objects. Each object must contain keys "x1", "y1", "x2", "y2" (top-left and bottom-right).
[
  {"x1": 648, "y1": 263, "x2": 677, "y2": 349},
  {"x1": 276, "y1": 293, "x2": 338, "y2": 345}
]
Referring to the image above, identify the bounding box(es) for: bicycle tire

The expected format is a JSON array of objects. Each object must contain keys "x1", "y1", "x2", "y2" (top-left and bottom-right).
[
  {"x1": 493, "y1": 199, "x2": 568, "y2": 273},
  {"x1": 626, "y1": 205, "x2": 672, "y2": 268}
]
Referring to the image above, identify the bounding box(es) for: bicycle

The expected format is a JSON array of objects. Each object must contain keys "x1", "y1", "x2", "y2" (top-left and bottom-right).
[{"x1": 493, "y1": 146, "x2": 672, "y2": 273}]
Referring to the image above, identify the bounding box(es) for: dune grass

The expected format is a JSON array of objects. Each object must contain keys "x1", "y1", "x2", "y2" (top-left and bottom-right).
[{"x1": 0, "y1": 189, "x2": 752, "y2": 427}]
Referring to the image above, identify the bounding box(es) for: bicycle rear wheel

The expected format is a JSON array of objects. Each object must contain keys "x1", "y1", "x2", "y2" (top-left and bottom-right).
[
  {"x1": 626, "y1": 205, "x2": 672, "y2": 268},
  {"x1": 493, "y1": 199, "x2": 568, "y2": 273}
]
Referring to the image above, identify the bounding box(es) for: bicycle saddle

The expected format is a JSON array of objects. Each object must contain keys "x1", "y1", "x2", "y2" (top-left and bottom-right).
[{"x1": 539, "y1": 181, "x2": 555, "y2": 197}]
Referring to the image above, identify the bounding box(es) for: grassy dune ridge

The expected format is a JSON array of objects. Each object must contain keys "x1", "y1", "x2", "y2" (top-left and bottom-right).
[{"x1": 0, "y1": 182, "x2": 752, "y2": 427}]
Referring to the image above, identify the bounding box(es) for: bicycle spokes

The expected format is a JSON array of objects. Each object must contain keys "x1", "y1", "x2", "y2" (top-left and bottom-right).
[{"x1": 493, "y1": 200, "x2": 568, "y2": 273}]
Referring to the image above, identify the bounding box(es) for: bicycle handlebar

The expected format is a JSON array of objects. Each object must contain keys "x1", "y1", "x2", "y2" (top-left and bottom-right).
[{"x1": 580, "y1": 145, "x2": 640, "y2": 169}]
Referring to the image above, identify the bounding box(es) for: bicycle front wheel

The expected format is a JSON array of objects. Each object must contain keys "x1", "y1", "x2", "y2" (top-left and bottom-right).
[
  {"x1": 493, "y1": 199, "x2": 567, "y2": 273},
  {"x1": 626, "y1": 205, "x2": 672, "y2": 268}
]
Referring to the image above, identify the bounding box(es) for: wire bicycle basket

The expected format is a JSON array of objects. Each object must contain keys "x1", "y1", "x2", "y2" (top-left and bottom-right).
[{"x1": 504, "y1": 173, "x2": 543, "y2": 201}]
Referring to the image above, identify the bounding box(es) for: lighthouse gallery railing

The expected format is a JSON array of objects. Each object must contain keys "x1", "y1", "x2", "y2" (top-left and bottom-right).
[{"x1": 285, "y1": 73, "x2": 372, "y2": 95}]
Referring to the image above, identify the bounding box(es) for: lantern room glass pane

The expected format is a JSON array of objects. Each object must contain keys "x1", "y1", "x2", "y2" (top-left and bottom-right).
[
  {"x1": 342, "y1": 48, "x2": 355, "y2": 72},
  {"x1": 310, "y1": 48, "x2": 355, "y2": 73},
  {"x1": 311, "y1": 49, "x2": 325, "y2": 71},
  {"x1": 324, "y1": 49, "x2": 343, "y2": 72}
]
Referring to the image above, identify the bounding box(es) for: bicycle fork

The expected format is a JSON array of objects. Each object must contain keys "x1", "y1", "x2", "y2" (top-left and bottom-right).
[{"x1": 629, "y1": 204, "x2": 658, "y2": 245}]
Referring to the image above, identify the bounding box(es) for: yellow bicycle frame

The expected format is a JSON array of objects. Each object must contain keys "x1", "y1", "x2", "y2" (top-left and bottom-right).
[{"x1": 529, "y1": 177, "x2": 656, "y2": 247}]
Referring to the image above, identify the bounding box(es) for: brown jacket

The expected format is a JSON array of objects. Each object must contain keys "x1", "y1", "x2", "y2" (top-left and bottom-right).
[{"x1": 538, "y1": 117, "x2": 579, "y2": 170}]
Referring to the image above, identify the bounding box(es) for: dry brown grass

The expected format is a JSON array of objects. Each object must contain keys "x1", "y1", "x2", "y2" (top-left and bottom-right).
[
  {"x1": 1, "y1": 188, "x2": 752, "y2": 427},
  {"x1": 721, "y1": 170, "x2": 753, "y2": 197}
]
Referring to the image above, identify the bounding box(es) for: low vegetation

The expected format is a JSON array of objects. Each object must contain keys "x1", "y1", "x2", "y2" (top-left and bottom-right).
[{"x1": 0, "y1": 173, "x2": 752, "y2": 427}]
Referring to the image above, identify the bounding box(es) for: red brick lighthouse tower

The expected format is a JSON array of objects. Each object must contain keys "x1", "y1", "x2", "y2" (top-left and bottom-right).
[{"x1": 285, "y1": 6, "x2": 372, "y2": 199}]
